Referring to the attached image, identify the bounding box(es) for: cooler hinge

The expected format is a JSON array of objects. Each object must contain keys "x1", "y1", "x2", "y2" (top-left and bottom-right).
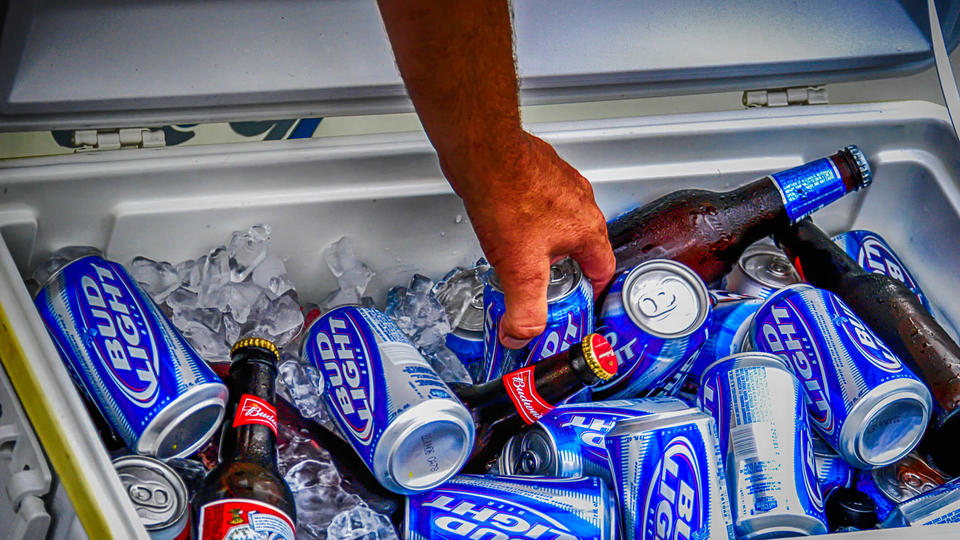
[
  {"x1": 742, "y1": 86, "x2": 829, "y2": 108},
  {"x1": 71, "y1": 128, "x2": 166, "y2": 151}
]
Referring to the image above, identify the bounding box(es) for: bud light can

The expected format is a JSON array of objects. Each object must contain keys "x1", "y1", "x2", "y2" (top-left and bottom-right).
[
  {"x1": 593, "y1": 259, "x2": 711, "y2": 400},
  {"x1": 882, "y1": 477, "x2": 960, "y2": 527},
  {"x1": 604, "y1": 408, "x2": 735, "y2": 540},
  {"x1": 724, "y1": 241, "x2": 802, "y2": 299},
  {"x1": 436, "y1": 266, "x2": 487, "y2": 380},
  {"x1": 302, "y1": 305, "x2": 475, "y2": 494},
  {"x1": 34, "y1": 255, "x2": 227, "y2": 459},
  {"x1": 748, "y1": 284, "x2": 932, "y2": 468},
  {"x1": 812, "y1": 432, "x2": 854, "y2": 499},
  {"x1": 497, "y1": 397, "x2": 689, "y2": 483},
  {"x1": 698, "y1": 352, "x2": 827, "y2": 537},
  {"x1": 113, "y1": 455, "x2": 190, "y2": 540},
  {"x1": 482, "y1": 257, "x2": 593, "y2": 382},
  {"x1": 832, "y1": 230, "x2": 932, "y2": 313},
  {"x1": 405, "y1": 474, "x2": 617, "y2": 540},
  {"x1": 681, "y1": 290, "x2": 763, "y2": 392}
]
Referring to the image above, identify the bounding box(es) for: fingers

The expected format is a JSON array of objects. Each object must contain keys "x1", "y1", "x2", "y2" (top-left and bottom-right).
[
  {"x1": 495, "y1": 256, "x2": 551, "y2": 349},
  {"x1": 571, "y1": 235, "x2": 617, "y2": 299}
]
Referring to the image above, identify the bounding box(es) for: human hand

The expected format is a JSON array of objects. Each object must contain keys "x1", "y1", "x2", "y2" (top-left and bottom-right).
[{"x1": 439, "y1": 130, "x2": 615, "y2": 348}]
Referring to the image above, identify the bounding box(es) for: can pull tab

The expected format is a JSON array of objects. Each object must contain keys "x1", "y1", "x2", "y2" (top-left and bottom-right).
[{"x1": 128, "y1": 482, "x2": 172, "y2": 511}]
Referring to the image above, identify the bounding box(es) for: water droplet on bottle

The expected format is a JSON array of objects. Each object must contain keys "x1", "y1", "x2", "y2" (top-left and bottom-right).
[{"x1": 455, "y1": 214, "x2": 464, "y2": 224}]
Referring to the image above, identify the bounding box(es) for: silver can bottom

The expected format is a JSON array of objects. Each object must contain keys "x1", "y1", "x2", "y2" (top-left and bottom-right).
[
  {"x1": 136, "y1": 381, "x2": 228, "y2": 460},
  {"x1": 737, "y1": 512, "x2": 826, "y2": 539}
]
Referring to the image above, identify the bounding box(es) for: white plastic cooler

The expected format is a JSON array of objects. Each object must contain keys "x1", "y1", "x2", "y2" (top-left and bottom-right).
[{"x1": 2, "y1": 1, "x2": 960, "y2": 538}]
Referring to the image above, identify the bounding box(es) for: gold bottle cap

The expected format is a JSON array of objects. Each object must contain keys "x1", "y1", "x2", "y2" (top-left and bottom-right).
[
  {"x1": 231, "y1": 337, "x2": 280, "y2": 363},
  {"x1": 582, "y1": 333, "x2": 617, "y2": 381}
]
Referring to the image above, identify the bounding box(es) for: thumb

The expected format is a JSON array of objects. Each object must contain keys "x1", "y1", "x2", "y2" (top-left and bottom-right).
[{"x1": 494, "y1": 256, "x2": 550, "y2": 349}]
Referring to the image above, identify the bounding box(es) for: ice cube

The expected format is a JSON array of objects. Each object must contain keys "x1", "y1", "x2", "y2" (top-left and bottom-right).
[
  {"x1": 210, "y1": 282, "x2": 269, "y2": 324},
  {"x1": 172, "y1": 306, "x2": 222, "y2": 334},
  {"x1": 248, "y1": 293, "x2": 304, "y2": 347},
  {"x1": 127, "y1": 256, "x2": 181, "y2": 303},
  {"x1": 199, "y1": 247, "x2": 231, "y2": 304},
  {"x1": 227, "y1": 224, "x2": 272, "y2": 282},
  {"x1": 180, "y1": 320, "x2": 230, "y2": 362},
  {"x1": 327, "y1": 505, "x2": 399, "y2": 540},
  {"x1": 252, "y1": 253, "x2": 295, "y2": 299},
  {"x1": 279, "y1": 357, "x2": 324, "y2": 419},
  {"x1": 323, "y1": 237, "x2": 375, "y2": 297},
  {"x1": 428, "y1": 347, "x2": 473, "y2": 385},
  {"x1": 165, "y1": 287, "x2": 199, "y2": 314},
  {"x1": 285, "y1": 458, "x2": 341, "y2": 492},
  {"x1": 223, "y1": 313, "x2": 242, "y2": 346},
  {"x1": 176, "y1": 259, "x2": 200, "y2": 292},
  {"x1": 321, "y1": 287, "x2": 362, "y2": 312}
]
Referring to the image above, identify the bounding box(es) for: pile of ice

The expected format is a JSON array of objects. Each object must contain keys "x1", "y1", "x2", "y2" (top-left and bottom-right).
[{"x1": 126, "y1": 224, "x2": 304, "y2": 360}]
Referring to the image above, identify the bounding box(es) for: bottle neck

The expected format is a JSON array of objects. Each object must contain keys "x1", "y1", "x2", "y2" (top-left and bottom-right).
[
  {"x1": 765, "y1": 150, "x2": 866, "y2": 224},
  {"x1": 220, "y1": 348, "x2": 280, "y2": 466},
  {"x1": 773, "y1": 219, "x2": 865, "y2": 289},
  {"x1": 455, "y1": 341, "x2": 602, "y2": 426}
]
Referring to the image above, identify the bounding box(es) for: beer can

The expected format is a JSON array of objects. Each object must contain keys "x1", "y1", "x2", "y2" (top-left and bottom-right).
[
  {"x1": 481, "y1": 257, "x2": 593, "y2": 382},
  {"x1": 302, "y1": 305, "x2": 475, "y2": 494},
  {"x1": 34, "y1": 255, "x2": 227, "y2": 459},
  {"x1": 681, "y1": 290, "x2": 763, "y2": 392},
  {"x1": 404, "y1": 474, "x2": 617, "y2": 540},
  {"x1": 113, "y1": 455, "x2": 190, "y2": 540},
  {"x1": 724, "y1": 241, "x2": 802, "y2": 298},
  {"x1": 698, "y1": 352, "x2": 827, "y2": 538},
  {"x1": 749, "y1": 284, "x2": 933, "y2": 468},
  {"x1": 882, "y1": 477, "x2": 960, "y2": 527},
  {"x1": 593, "y1": 259, "x2": 711, "y2": 400},
  {"x1": 855, "y1": 452, "x2": 947, "y2": 522},
  {"x1": 832, "y1": 230, "x2": 932, "y2": 313},
  {"x1": 604, "y1": 408, "x2": 735, "y2": 540},
  {"x1": 812, "y1": 432, "x2": 854, "y2": 499},
  {"x1": 497, "y1": 397, "x2": 689, "y2": 482},
  {"x1": 436, "y1": 266, "x2": 486, "y2": 380}
]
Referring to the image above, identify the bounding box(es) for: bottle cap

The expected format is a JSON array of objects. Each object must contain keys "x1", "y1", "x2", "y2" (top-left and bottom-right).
[
  {"x1": 231, "y1": 337, "x2": 280, "y2": 363},
  {"x1": 844, "y1": 145, "x2": 872, "y2": 189},
  {"x1": 825, "y1": 487, "x2": 878, "y2": 532},
  {"x1": 582, "y1": 334, "x2": 617, "y2": 380}
]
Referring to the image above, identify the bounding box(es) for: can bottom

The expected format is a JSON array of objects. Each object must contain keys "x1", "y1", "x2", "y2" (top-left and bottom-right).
[
  {"x1": 737, "y1": 513, "x2": 826, "y2": 539},
  {"x1": 856, "y1": 393, "x2": 928, "y2": 467},
  {"x1": 137, "y1": 383, "x2": 228, "y2": 460}
]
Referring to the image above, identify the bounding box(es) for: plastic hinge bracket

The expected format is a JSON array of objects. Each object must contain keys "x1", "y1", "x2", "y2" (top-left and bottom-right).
[
  {"x1": 0, "y1": 361, "x2": 52, "y2": 539},
  {"x1": 72, "y1": 128, "x2": 166, "y2": 151},
  {"x1": 742, "y1": 86, "x2": 829, "y2": 107}
]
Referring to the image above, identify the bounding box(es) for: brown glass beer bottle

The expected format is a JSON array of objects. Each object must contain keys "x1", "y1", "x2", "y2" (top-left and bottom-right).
[
  {"x1": 450, "y1": 333, "x2": 617, "y2": 472},
  {"x1": 608, "y1": 146, "x2": 871, "y2": 283},
  {"x1": 194, "y1": 338, "x2": 297, "y2": 539}
]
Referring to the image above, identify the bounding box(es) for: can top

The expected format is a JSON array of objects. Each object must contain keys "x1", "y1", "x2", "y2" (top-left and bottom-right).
[
  {"x1": 488, "y1": 257, "x2": 584, "y2": 304},
  {"x1": 498, "y1": 426, "x2": 560, "y2": 477},
  {"x1": 435, "y1": 268, "x2": 486, "y2": 333},
  {"x1": 31, "y1": 250, "x2": 103, "y2": 299},
  {"x1": 113, "y1": 455, "x2": 188, "y2": 531},
  {"x1": 582, "y1": 333, "x2": 617, "y2": 380},
  {"x1": 621, "y1": 259, "x2": 710, "y2": 339},
  {"x1": 738, "y1": 244, "x2": 801, "y2": 289}
]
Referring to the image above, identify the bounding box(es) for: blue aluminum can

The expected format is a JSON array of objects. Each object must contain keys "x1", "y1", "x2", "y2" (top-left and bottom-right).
[
  {"x1": 593, "y1": 259, "x2": 711, "y2": 401},
  {"x1": 723, "y1": 242, "x2": 802, "y2": 299},
  {"x1": 497, "y1": 397, "x2": 689, "y2": 483},
  {"x1": 748, "y1": 284, "x2": 932, "y2": 468},
  {"x1": 302, "y1": 305, "x2": 475, "y2": 494},
  {"x1": 832, "y1": 230, "x2": 932, "y2": 313},
  {"x1": 812, "y1": 432, "x2": 854, "y2": 499},
  {"x1": 699, "y1": 352, "x2": 827, "y2": 538},
  {"x1": 682, "y1": 290, "x2": 763, "y2": 390},
  {"x1": 481, "y1": 257, "x2": 593, "y2": 382},
  {"x1": 882, "y1": 477, "x2": 960, "y2": 527},
  {"x1": 436, "y1": 266, "x2": 486, "y2": 380},
  {"x1": 404, "y1": 474, "x2": 617, "y2": 540},
  {"x1": 34, "y1": 255, "x2": 227, "y2": 459},
  {"x1": 604, "y1": 408, "x2": 735, "y2": 540}
]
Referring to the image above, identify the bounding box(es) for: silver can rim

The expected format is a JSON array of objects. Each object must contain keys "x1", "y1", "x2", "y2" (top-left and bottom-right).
[
  {"x1": 112, "y1": 455, "x2": 189, "y2": 531},
  {"x1": 136, "y1": 381, "x2": 228, "y2": 460},
  {"x1": 841, "y1": 378, "x2": 932, "y2": 469},
  {"x1": 620, "y1": 259, "x2": 711, "y2": 340}
]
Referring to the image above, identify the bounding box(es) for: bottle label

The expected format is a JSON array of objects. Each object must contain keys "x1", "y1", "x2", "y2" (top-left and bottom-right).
[
  {"x1": 198, "y1": 498, "x2": 295, "y2": 540},
  {"x1": 503, "y1": 365, "x2": 555, "y2": 424},
  {"x1": 770, "y1": 157, "x2": 846, "y2": 222},
  {"x1": 233, "y1": 394, "x2": 278, "y2": 436}
]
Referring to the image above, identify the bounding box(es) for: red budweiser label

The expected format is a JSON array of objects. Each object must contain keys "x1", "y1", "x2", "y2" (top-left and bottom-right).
[
  {"x1": 198, "y1": 498, "x2": 295, "y2": 540},
  {"x1": 503, "y1": 365, "x2": 555, "y2": 424},
  {"x1": 233, "y1": 394, "x2": 278, "y2": 436}
]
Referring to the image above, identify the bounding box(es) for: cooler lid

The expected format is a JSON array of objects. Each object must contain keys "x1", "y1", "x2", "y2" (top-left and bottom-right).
[{"x1": 1, "y1": 0, "x2": 959, "y2": 132}]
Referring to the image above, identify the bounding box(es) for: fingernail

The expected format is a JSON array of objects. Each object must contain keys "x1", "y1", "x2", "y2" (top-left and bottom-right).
[{"x1": 500, "y1": 334, "x2": 530, "y2": 350}]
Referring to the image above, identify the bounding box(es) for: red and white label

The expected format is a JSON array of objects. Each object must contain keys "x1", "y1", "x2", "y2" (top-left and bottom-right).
[
  {"x1": 233, "y1": 394, "x2": 278, "y2": 436},
  {"x1": 503, "y1": 365, "x2": 555, "y2": 424},
  {"x1": 198, "y1": 498, "x2": 295, "y2": 540}
]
